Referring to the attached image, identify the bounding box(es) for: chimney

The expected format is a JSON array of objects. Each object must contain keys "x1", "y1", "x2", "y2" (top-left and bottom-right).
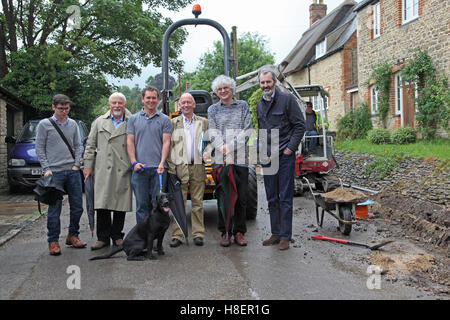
[{"x1": 310, "y1": 0, "x2": 327, "y2": 26}]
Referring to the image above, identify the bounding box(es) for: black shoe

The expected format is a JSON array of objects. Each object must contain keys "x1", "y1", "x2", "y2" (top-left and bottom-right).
[
  {"x1": 170, "y1": 238, "x2": 182, "y2": 248},
  {"x1": 193, "y1": 237, "x2": 204, "y2": 246}
]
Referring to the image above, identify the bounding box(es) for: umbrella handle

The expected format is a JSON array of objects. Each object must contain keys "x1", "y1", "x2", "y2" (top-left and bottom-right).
[{"x1": 311, "y1": 234, "x2": 349, "y2": 244}]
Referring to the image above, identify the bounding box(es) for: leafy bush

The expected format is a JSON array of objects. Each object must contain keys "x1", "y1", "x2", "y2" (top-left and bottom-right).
[
  {"x1": 391, "y1": 127, "x2": 417, "y2": 144},
  {"x1": 401, "y1": 49, "x2": 450, "y2": 139},
  {"x1": 367, "y1": 128, "x2": 391, "y2": 144},
  {"x1": 336, "y1": 103, "x2": 373, "y2": 140},
  {"x1": 368, "y1": 62, "x2": 391, "y2": 125},
  {"x1": 362, "y1": 152, "x2": 403, "y2": 178},
  {"x1": 248, "y1": 88, "x2": 262, "y2": 129}
]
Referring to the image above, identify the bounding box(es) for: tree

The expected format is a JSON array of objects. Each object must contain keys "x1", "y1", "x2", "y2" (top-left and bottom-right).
[
  {"x1": 175, "y1": 32, "x2": 275, "y2": 102},
  {"x1": 0, "y1": 0, "x2": 193, "y2": 121},
  {"x1": 119, "y1": 84, "x2": 142, "y2": 114}
]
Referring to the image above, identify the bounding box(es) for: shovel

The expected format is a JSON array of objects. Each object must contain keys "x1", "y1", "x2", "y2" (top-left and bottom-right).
[{"x1": 311, "y1": 234, "x2": 393, "y2": 250}]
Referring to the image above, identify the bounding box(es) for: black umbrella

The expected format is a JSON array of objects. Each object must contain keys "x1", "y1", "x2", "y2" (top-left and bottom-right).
[
  {"x1": 167, "y1": 172, "x2": 189, "y2": 244},
  {"x1": 33, "y1": 174, "x2": 65, "y2": 215},
  {"x1": 84, "y1": 175, "x2": 95, "y2": 238}
]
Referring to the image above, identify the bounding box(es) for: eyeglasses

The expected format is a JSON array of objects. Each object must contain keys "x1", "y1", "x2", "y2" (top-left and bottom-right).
[
  {"x1": 56, "y1": 107, "x2": 70, "y2": 111},
  {"x1": 217, "y1": 87, "x2": 230, "y2": 92}
]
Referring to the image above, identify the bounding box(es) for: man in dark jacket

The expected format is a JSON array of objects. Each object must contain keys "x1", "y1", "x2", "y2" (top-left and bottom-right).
[{"x1": 257, "y1": 68, "x2": 305, "y2": 250}]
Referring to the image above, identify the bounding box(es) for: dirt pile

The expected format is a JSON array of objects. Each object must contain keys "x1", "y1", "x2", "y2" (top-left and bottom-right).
[
  {"x1": 371, "y1": 190, "x2": 449, "y2": 255},
  {"x1": 369, "y1": 252, "x2": 436, "y2": 274},
  {"x1": 321, "y1": 188, "x2": 366, "y2": 203}
]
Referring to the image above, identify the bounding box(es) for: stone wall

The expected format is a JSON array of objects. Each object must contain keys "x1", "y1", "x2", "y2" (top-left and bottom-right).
[
  {"x1": 287, "y1": 52, "x2": 346, "y2": 132},
  {"x1": 333, "y1": 151, "x2": 449, "y2": 206},
  {"x1": 357, "y1": 0, "x2": 450, "y2": 118}
]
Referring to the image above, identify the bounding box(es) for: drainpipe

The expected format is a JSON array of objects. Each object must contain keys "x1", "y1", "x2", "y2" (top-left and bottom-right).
[{"x1": 308, "y1": 64, "x2": 311, "y2": 85}]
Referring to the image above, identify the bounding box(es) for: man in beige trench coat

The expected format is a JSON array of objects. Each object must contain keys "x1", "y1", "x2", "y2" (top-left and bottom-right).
[
  {"x1": 83, "y1": 92, "x2": 133, "y2": 250},
  {"x1": 168, "y1": 92, "x2": 210, "y2": 247}
]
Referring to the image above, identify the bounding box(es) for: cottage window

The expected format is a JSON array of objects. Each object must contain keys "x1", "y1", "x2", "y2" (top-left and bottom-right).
[
  {"x1": 373, "y1": 2, "x2": 381, "y2": 38},
  {"x1": 370, "y1": 86, "x2": 379, "y2": 114},
  {"x1": 402, "y1": 0, "x2": 419, "y2": 23},
  {"x1": 315, "y1": 39, "x2": 327, "y2": 59}
]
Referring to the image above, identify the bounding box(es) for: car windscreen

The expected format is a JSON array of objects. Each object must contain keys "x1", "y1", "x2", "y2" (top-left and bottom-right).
[{"x1": 16, "y1": 121, "x2": 39, "y2": 143}]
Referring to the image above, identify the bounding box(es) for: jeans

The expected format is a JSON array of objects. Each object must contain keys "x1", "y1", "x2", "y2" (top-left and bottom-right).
[
  {"x1": 131, "y1": 168, "x2": 167, "y2": 224},
  {"x1": 305, "y1": 130, "x2": 318, "y2": 152},
  {"x1": 47, "y1": 170, "x2": 83, "y2": 242},
  {"x1": 262, "y1": 153, "x2": 295, "y2": 240}
]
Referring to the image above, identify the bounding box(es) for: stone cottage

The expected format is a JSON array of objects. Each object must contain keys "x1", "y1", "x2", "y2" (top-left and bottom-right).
[
  {"x1": 354, "y1": 0, "x2": 449, "y2": 130},
  {"x1": 280, "y1": 0, "x2": 358, "y2": 131}
]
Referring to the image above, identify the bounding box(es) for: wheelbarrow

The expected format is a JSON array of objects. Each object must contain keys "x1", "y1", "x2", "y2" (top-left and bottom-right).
[{"x1": 303, "y1": 177, "x2": 363, "y2": 235}]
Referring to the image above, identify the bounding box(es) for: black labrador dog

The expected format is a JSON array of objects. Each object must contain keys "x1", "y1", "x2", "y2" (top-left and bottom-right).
[{"x1": 90, "y1": 193, "x2": 172, "y2": 261}]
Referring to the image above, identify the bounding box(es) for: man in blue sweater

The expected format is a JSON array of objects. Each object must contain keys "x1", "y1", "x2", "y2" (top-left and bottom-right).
[
  {"x1": 36, "y1": 94, "x2": 86, "y2": 256},
  {"x1": 257, "y1": 69, "x2": 305, "y2": 250}
]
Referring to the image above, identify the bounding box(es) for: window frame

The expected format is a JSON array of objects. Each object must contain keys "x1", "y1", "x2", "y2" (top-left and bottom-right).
[
  {"x1": 315, "y1": 39, "x2": 327, "y2": 59},
  {"x1": 370, "y1": 86, "x2": 379, "y2": 115},
  {"x1": 402, "y1": 0, "x2": 419, "y2": 24},
  {"x1": 394, "y1": 73, "x2": 403, "y2": 116},
  {"x1": 373, "y1": 2, "x2": 381, "y2": 39}
]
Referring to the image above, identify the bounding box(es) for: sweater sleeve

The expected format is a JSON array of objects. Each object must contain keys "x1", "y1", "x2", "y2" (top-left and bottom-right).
[
  {"x1": 73, "y1": 121, "x2": 83, "y2": 168},
  {"x1": 35, "y1": 119, "x2": 51, "y2": 172}
]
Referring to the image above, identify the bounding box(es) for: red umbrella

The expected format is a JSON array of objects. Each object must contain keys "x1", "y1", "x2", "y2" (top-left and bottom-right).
[{"x1": 212, "y1": 165, "x2": 239, "y2": 235}]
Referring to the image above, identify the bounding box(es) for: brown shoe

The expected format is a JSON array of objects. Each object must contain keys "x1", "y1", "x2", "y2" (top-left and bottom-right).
[
  {"x1": 48, "y1": 242, "x2": 61, "y2": 256},
  {"x1": 262, "y1": 235, "x2": 280, "y2": 246},
  {"x1": 90, "y1": 240, "x2": 109, "y2": 251},
  {"x1": 65, "y1": 234, "x2": 87, "y2": 248},
  {"x1": 278, "y1": 239, "x2": 290, "y2": 250},
  {"x1": 220, "y1": 233, "x2": 232, "y2": 247},
  {"x1": 234, "y1": 232, "x2": 248, "y2": 246}
]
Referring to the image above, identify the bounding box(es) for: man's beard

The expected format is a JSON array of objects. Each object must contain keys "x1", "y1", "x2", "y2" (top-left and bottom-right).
[
  {"x1": 113, "y1": 110, "x2": 123, "y2": 117},
  {"x1": 263, "y1": 86, "x2": 275, "y2": 97}
]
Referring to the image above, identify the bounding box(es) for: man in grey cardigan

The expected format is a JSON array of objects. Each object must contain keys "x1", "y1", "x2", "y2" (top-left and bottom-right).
[{"x1": 36, "y1": 94, "x2": 86, "y2": 256}]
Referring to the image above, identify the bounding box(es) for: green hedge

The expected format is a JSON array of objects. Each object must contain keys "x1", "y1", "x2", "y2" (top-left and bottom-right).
[
  {"x1": 336, "y1": 104, "x2": 372, "y2": 140},
  {"x1": 367, "y1": 128, "x2": 391, "y2": 144},
  {"x1": 391, "y1": 127, "x2": 417, "y2": 144}
]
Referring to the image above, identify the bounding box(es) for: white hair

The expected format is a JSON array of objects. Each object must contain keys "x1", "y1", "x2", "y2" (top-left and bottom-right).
[
  {"x1": 109, "y1": 92, "x2": 126, "y2": 104},
  {"x1": 211, "y1": 75, "x2": 236, "y2": 95}
]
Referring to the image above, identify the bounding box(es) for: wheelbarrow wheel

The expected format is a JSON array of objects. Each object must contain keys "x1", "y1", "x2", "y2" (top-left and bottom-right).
[{"x1": 338, "y1": 205, "x2": 352, "y2": 235}]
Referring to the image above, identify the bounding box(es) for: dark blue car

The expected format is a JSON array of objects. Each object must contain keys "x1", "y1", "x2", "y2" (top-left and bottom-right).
[{"x1": 5, "y1": 119, "x2": 89, "y2": 192}]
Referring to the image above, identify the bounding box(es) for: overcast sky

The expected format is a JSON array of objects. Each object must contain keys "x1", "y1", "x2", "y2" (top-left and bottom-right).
[{"x1": 111, "y1": 0, "x2": 359, "y2": 89}]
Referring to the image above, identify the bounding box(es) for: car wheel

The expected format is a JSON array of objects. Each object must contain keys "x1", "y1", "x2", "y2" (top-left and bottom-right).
[{"x1": 246, "y1": 165, "x2": 258, "y2": 220}]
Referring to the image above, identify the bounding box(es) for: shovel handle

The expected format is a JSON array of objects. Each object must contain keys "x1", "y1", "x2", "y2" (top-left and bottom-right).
[{"x1": 311, "y1": 234, "x2": 349, "y2": 244}]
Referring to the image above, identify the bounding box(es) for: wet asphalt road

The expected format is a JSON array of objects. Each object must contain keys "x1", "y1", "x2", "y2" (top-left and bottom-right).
[{"x1": 0, "y1": 176, "x2": 436, "y2": 301}]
